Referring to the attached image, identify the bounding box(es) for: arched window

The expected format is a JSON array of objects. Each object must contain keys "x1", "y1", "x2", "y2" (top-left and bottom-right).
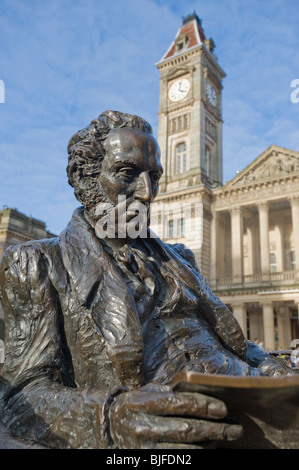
[{"x1": 176, "y1": 142, "x2": 187, "y2": 174}]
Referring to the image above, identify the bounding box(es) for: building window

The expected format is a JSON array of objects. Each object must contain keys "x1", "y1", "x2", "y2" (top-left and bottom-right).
[
  {"x1": 205, "y1": 117, "x2": 217, "y2": 141},
  {"x1": 168, "y1": 220, "x2": 174, "y2": 238},
  {"x1": 177, "y1": 218, "x2": 185, "y2": 237},
  {"x1": 204, "y1": 146, "x2": 211, "y2": 176},
  {"x1": 176, "y1": 142, "x2": 187, "y2": 174},
  {"x1": 184, "y1": 115, "x2": 189, "y2": 128},
  {"x1": 270, "y1": 253, "x2": 277, "y2": 273},
  {"x1": 291, "y1": 251, "x2": 296, "y2": 270},
  {"x1": 167, "y1": 218, "x2": 184, "y2": 238},
  {"x1": 170, "y1": 114, "x2": 190, "y2": 134},
  {"x1": 175, "y1": 35, "x2": 188, "y2": 52}
]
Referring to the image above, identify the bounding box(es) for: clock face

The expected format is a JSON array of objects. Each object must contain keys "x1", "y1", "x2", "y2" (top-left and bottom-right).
[
  {"x1": 168, "y1": 78, "x2": 191, "y2": 102},
  {"x1": 207, "y1": 83, "x2": 217, "y2": 107}
]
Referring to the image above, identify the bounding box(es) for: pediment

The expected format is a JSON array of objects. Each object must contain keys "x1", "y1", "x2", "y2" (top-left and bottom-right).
[
  {"x1": 164, "y1": 65, "x2": 195, "y2": 81},
  {"x1": 225, "y1": 145, "x2": 299, "y2": 188}
]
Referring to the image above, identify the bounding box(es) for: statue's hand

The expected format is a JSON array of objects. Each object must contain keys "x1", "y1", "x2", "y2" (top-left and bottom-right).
[
  {"x1": 109, "y1": 383, "x2": 243, "y2": 449},
  {"x1": 258, "y1": 356, "x2": 299, "y2": 376}
]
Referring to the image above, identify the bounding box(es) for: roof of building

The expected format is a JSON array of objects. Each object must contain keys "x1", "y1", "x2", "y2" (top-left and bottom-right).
[
  {"x1": 0, "y1": 206, "x2": 56, "y2": 237},
  {"x1": 159, "y1": 12, "x2": 206, "y2": 63}
]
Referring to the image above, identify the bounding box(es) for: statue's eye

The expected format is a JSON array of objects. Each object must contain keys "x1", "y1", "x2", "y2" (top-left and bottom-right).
[{"x1": 118, "y1": 167, "x2": 136, "y2": 179}]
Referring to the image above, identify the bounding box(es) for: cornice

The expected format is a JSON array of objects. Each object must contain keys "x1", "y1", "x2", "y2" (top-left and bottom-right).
[
  {"x1": 162, "y1": 65, "x2": 195, "y2": 81},
  {"x1": 156, "y1": 184, "x2": 213, "y2": 202},
  {"x1": 157, "y1": 43, "x2": 226, "y2": 80},
  {"x1": 201, "y1": 45, "x2": 226, "y2": 79},
  {"x1": 1, "y1": 229, "x2": 33, "y2": 242},
  {"x1": 213, "y1": 174, "x2": 299, "y2": 208},
  {"x1": 160, "y1": 100, "x2": 194, "y2": 115},
  {"x1": 214, "y1": 282, "x2": 299, "y2": 298},
  {"x1": 214, "y1": 288, "x2": 261, "y2": 296},
  {"x1": 156, "y1": 45, "x2": 202, "y2": 70}
]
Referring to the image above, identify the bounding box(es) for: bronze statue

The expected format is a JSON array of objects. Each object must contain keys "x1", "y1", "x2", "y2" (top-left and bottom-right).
[{"x1": 0, "y1": 111, "x2": 297, "y2": 449}]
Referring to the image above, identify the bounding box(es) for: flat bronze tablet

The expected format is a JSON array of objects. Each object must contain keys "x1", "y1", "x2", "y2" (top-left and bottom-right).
[{"x1": 172, "y1": 371, "x2": 299, "y2": 449}]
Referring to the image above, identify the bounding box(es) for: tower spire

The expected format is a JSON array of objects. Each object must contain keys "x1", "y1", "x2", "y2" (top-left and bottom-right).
[{"x1": 158, "y1": 11, "x2": 206, "y2": 63}]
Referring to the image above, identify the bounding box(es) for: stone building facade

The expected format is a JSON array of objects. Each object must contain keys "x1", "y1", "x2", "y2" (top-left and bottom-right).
[
  {"x1": 0, "y1": 206, "x2": 55, "y2": 259},
  {"x1": 210, "y1": 146, "x2": 299, "y2": 351},
  {"x1": 152, "y1": 13, "x2": 299, "y2": 350}
]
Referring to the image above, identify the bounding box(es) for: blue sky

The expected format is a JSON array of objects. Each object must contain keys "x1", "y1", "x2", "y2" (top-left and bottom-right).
[{"x1": 0, "y1": 0, "x2": 298, "y2": 235}]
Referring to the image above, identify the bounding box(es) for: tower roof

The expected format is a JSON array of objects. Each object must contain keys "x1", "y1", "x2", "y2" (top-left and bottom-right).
[{"x1": 159, "y1": 12, "x2": 206, "y2": 63}]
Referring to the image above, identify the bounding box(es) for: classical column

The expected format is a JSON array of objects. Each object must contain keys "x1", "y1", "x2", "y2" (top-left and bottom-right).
[
  {"x1": 258, "y1": 202, "x2": 270, "y2": 279},
  {"x1": 232, "y1": 303, "x2": 247, "y2": 337},
  {"x1": 248, "y1": 215, "x2": 260, "y2": 275},
  {"x1": 290, "y1": 197, "x2": 299, "y2": 273},
  {"x1": 277, "y1": 224, "x2": 284, "y2": 273},
  {"x1": 210, "y1": 211, "x2": 218, "y2": 286},
  {"x1": 246, "y1": 223, "x2": 253, "y2": 275},
  {"x1": 277, "y1": 305, "x2": 292, "y2": 350},
  {"x1": 230, "y1": 206, "x2": 243, "y2": 283},
  {"x1": 262, "y1": 302, "x2": 275, "y2": 351}
]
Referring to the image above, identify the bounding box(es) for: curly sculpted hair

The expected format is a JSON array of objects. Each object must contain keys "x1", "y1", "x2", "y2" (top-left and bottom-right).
[{"x1": 67, "y1": 110, "x2": 153, "y2": 208}]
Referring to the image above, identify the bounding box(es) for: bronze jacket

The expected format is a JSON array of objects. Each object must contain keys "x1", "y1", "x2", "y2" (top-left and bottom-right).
[{"x1": 0, "y1": 208, "x2": 270, "y2": 448}]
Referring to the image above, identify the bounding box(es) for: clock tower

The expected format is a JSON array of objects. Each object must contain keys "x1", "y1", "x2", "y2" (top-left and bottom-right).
[{"x1": 152, "y1": 12, "x2": 226, "y2": 277}]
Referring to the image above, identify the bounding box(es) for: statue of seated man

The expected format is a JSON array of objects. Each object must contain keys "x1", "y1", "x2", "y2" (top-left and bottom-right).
[{"x1": 0, "y1": 111, "x2": 295, "y2": 449}]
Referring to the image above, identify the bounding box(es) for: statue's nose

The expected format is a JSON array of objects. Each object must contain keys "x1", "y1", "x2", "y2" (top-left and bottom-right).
[{"x1": 134, "y1": 172, "x2": 153, "y2": 203}]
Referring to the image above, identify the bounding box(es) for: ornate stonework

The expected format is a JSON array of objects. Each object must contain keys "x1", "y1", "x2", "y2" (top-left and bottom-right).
[{"x1": 227, "y1": 146, "x2": 299, "y2": 188}]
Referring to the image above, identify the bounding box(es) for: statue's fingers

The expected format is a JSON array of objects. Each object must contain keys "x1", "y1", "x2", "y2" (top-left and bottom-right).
[
  {"x1": 146, "y1": 391, "x2": 228, "y2": 420},
  {"x1": 135, "y1": 416, "x2": 243, "y2": 444}
]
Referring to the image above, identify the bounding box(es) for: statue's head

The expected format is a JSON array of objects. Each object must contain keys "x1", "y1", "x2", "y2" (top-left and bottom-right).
[{"x1": 67, "y1": 110, "x2": 163, "y2": 212}]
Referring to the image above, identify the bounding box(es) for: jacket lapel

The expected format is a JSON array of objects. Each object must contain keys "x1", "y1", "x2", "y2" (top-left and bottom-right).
[{"x1": 59, "y1": 208, "x2": 144, "y2": 388}]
